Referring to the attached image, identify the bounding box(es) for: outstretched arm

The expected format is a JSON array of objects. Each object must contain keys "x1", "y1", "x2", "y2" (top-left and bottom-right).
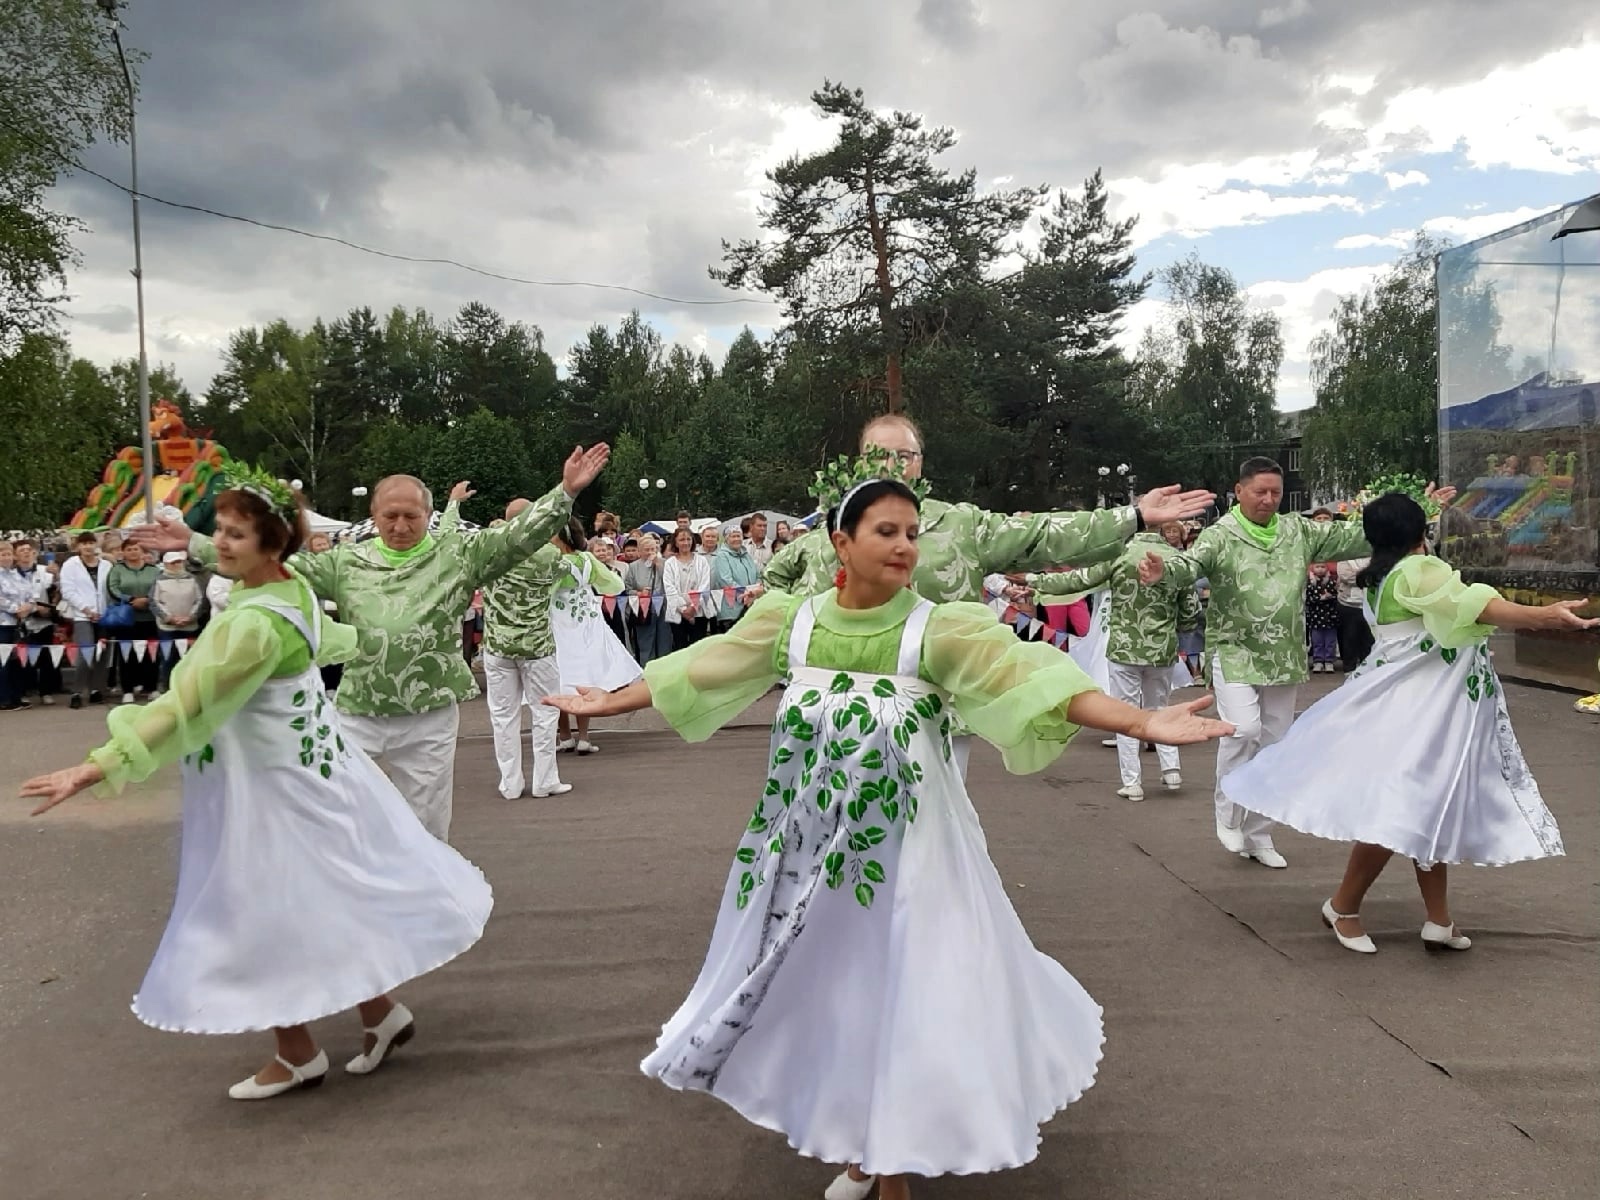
[{"x1": 544, "y1": 680, "x2": 651, "y2": 718}]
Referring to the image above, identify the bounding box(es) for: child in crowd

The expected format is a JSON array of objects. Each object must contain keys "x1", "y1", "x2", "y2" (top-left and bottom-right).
[{"x1": 1306, "y1": 562, "x2": 1340, "y2": 673}]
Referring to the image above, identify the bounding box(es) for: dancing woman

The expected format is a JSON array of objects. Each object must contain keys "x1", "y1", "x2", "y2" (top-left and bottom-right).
[
  {"x1": 545, "y1": 464, "x2": 1233, "y2": 1200},
  {"x1": 548, "y1": 517, "x2": 638, "y2": 754},
  {"x1": 20, "y1": 467, "x2": 492, "y2": 1099},
  {"x1": 1220, "y1": 492, "x2": 1595, "y2": 954}
]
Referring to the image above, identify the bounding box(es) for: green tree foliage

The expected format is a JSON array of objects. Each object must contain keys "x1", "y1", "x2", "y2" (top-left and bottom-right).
[
  {"x1": 1, "y1": 0, "x2": 138, "y2": 350},
  {"x1": 1302, "y1": 236, "x2": 1444, "y2": 497},
  {"x1": 1131, "y1": 254, "x2": 1284, "y2": 492},
  {"x1": 716, "y1": 80, "x2": 1045, "y2": 414}
]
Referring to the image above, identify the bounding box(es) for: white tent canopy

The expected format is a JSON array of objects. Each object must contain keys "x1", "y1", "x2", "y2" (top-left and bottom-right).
[
  {"x1": 718, "y1": 509, "x2": 814, "y2": 536},
  {"x1": 304, "y1": 509, "x2": 351, "y2": 535}
]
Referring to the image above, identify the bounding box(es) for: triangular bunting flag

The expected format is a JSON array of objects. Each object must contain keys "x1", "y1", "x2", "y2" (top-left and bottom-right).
[
  {"x1": 651, "y1": 595, "x2": 665, "y2": 616},
  {"x1": 25, "y1": 645, "x2": 41, "y2": 665},
  {"x1": 735, "y1": 586, "x2": 746, "y2": 601},
  {"x1": 1028, "y1": 618, "x2": 1043, "y2": 638},
  {"x1": 175, "y1": 639, "x2": 191, "y2": 658},
  {"x1": 1012, "y1": 612, "x2": 1030, "y2": 633},
  {"x1": 0, "y1": 645, "x2": 12, "y2": 665},
  {"x1": 64, "y1": 643, "x2": 79, "y2": 666},
  {"x1": 1001, "y1": 605, "x2": 1017, "y2": 624},
  {"x1": 602, "y1": 595, "x2": 617, "y2": 617},
  {"x1": 49, "y1": 645, "x2": 67, "y2": 666},
  {"x1": 723, "y1": 587, "x2": 735, "y2": 604},
  {"x1": 119, "y1": 641, "x2": 133, "y2": 660},
  {"x1": 147, "y1": 639, "x2": 160, "y2": 660},
  {"x1": 1052, "y1": 630, "x2": 1069, "y2": 648},
  {"x1": 130, "y1": 641, "x2": 146, "y2": 661}
]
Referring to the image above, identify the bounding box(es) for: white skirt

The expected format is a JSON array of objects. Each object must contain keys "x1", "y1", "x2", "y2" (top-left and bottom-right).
[
  {"x1": 133, "y1": 670, "x2": 493, "y2": 1034},
  {"x1": 1220, "y1": 618, "x2": 1563, "y2": 868},
  {"x1": 552, "y1": 593, "x2": 642, "y2": 692}
]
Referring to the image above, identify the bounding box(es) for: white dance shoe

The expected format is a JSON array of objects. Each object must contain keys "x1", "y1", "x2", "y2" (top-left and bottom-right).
[
  {"x1": 1100, "y1": 736, "x2": 1117, "y2": 748},
  {"x1": 576, "y1": 740, "x2": 600, "y2": 755},
  {"x1": 556, "y1": 737, "x2": 577, "y2": 752},
  {"x1": 1242, "y1": 847, "x2": 1289, "y2": 869},
  {"x1": 1215, "y1": 818, "x2": 1248, "y2": 854},
  {"x1": 1421, "y1": 921, "x2": 1472, "y2": 951},
  {"x1": 1321, "y1": 899, "x2": 1377, "y2": 954},
  {"x1": 1116, "y1": 782, "x2": 1145, "y2": 802},
  {"x1": 531, "y1": 782, "x2": 573, "y2": 798},
  {"x1": 346, "y1": 1002, "x2": 415, "y2": 1075},
  {"x1": 1161, "y1": 769, "x2": 1182, "y2": 791},
  {"x1": 228, "y1": 1050, "x2": 329, "y2": 1100},
  {"x1": 824, "y1": 1170, "x2": 877, "y2": 1200}
]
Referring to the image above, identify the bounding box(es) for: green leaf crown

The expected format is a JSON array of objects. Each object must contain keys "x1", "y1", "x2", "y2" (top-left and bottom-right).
[
  {"x1": 810, "y1": 445, "x2": 932, "y2": 518},
  {"x1": 1353, "y1": 472, "x2": 1440, "y2": 518},
  {"x1": 219, "y1": 462, "x2": 299, "y2": 524}
]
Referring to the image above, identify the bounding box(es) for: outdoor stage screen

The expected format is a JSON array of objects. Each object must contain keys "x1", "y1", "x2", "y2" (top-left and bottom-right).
[{"x1": 1437, "y1": 199, "x2": 1599, "y2": 590}]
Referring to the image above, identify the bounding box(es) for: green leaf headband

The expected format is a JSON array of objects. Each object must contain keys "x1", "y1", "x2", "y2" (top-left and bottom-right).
[
  {"x1": 219, "y1": 461, "x2": 299, "y2": 525},
  {"x1": 810, "y1": 446, "x2": 931, "y2": 529},
  {"x1": 1351, "y1": 472, "x2": 1441, "y2": 518}
]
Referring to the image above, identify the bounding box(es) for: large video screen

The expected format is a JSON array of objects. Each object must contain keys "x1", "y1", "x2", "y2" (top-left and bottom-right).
[{"x1": 1437, "y1": 200, "x2": 1599, "y2": 578}]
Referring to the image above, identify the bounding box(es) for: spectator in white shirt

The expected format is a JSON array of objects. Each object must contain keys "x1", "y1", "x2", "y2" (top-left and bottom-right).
[
  {"x1": 58, "y1": 531, "x2": 112, "y2": 708},
  {"x1": 663, "y1": 527, "x2": 712, "y2": 651},
  {"x1": 741, "y1": 514, "x2": 771, "y2": 569}
]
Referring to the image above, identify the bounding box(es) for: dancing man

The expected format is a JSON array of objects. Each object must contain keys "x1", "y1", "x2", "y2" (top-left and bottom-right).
[
  {"x1": 130, "y1": 445, "x2": 610, "y2": 840},
  {"x1": 1028, "y1": 521, "x2": 1200, "y2": 801},
  {"x1": 479, "y1": 496, "x2": 571, "y2": 802},
  {"x1": 1139, "y1": 457, "x2": 1451, "y2": 868}
]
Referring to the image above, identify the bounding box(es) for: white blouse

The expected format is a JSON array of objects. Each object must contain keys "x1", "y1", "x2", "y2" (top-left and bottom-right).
[{"x1": 662, "y1": 554, "x2": 713, "y2": 624}]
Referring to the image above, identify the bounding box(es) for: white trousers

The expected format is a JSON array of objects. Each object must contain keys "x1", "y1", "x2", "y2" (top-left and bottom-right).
[
  {"x1": 1211, "y1": 657, "x2": 1297, "y2": 851},
  {"x1": 483, "y1": 651, "x2": 563, "y2": 799},
  {"x1": 1107, "y1": 660, "x2": 1180, "y2": 785},
  {"x1": 341, "y1": 705, "x2": 460, "y2": 842}
]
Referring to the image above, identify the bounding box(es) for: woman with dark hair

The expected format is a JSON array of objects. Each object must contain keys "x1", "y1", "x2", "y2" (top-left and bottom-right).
[
  {"x1": 544, "y1": 460, "x2": 1233, "y2": 1200},
  {"x1": 549, "y1": 517, "x2": 637, "y2": 755},
  {"x1": 662, "y1": 525, "x2": 711, "y2": 652},
  {"x1": 20, "y1": 465, "x2": 493, "y2": 1100},
  {"x1": 1220, "y1": 491, "x2": 1594, "y2": 955}
]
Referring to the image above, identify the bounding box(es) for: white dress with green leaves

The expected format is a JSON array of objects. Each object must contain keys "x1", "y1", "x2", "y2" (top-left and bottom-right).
[
  {"x1": 1219, "y1": 556, "x2": 1564, "y2": 868},
  {"x1": 550, "y1": 551, "x2": 639, "y2": 692},
  {"x1": 638, "y1": 588, "x2": 1105, "y2": 1178},
  {"x1": 88, "y1": 578, "x2": 493, "y2": 1034}
]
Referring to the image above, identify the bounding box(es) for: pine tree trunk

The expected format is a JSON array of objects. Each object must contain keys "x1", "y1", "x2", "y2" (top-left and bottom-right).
[{"x1": 863, "y1": 172, "x2": 904, "y2": 414}]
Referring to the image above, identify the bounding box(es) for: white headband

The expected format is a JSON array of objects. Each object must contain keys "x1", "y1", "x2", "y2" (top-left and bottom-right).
[{"x1": 832, "y1": 479, "x2": 879, "y2": 533}]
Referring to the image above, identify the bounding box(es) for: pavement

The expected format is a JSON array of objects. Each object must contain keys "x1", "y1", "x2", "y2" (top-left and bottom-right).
[{"x1": 1, "y1": 676, "x2": 1596, "y2": 1200}]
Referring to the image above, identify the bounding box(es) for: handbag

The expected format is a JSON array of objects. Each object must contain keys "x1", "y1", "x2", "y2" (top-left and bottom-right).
[{"x1": 100, "y1": 600, "x2": 136, "y2": 629}]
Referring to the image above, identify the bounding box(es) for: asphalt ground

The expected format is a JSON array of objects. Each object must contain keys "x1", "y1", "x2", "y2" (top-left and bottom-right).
[{"x1": 1, "y1": 675, "x2": 1595, "y2": 1200}]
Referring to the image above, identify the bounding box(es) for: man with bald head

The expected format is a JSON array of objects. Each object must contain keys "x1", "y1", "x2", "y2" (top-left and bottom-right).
[
  {"x1": 132, "y1": 445, "x2": 610, "y2": 839},
  {"x1": 476, "y1": 496, "x2": 571, "y2": 802}
]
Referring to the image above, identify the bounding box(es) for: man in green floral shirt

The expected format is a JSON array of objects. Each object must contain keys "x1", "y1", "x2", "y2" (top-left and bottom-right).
[
  {"x1": 1141, "y1": 458, "x2": 1424, "y2": 867},
  {"x1": 479, "y1": 497, "x2": 570, "y2": 803},
  {"x1": 1029, "y1": 526, "x2": 1200, "y2": 800},
  {"x1": 134, "y1": 445, "x2": 609, "y2": 840}
]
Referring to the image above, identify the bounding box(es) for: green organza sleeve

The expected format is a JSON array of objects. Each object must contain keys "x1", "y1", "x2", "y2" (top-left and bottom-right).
[
  {"x1": 1387, "y1": 555, "x2": 1498, "y2": 648},
  {"x1": 1029, "y1": 558, "x2": 1114, "y2": 596},
  {"x1": 584, "y1": 551, "x2": 626, "y2": 596},
  {"x1": 86, "y1": 606, "x2": 287, "y2": 795},
  {"x1": 642, "y1": 591, "x2": 798, "y2": 742},
  {"x1": 921, "y1": 602, "x2": 1100, "y2": 775}
]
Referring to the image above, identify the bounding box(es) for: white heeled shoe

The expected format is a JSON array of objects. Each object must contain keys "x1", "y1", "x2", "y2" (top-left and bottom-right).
[
  {"x1": 1161, "y1": 769, "x2": 1182, "y2": 791},
  {"x1": 1116, "y1": 782, "x2": 1145, "y2": 802},
  {"x1": 346, "y1": 1002, "x2": 415, "y2": 1075},
  {"x1": 1321, "y1": 899, "x2": 1377, "y2": 954},
  {"x1": 824, "y1": 1169, "x2": 877, "y2": 1200},
  {"x1": 1243, "y1": 846, "x2": 1288, "y2": 869},
  {"x1": 576, "y1": 740, "x2": 599, "y2": 755},
  {"x1": 1421, "y1": 921, "x2": 1472, "y2": 951},
  {"x1": 1215, "y1": 817, "x2": 1247, "y2": 854},
  {"x1": 228, "y1": 1050, "x2": 329, "y2": 1100},
  {"x1": 556, "y1": 737, "x2": 577, "y2": 752}
]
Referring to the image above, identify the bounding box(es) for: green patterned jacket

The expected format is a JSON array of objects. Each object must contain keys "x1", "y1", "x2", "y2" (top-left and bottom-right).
[
  {"x1": 188, "y1": 483, "x2": 574, "y2": 716},
  {"x1": 1161, "y1": 512, "x2": 1369, "y2": 686},
  {"x1": 1031, "y1": 532, "x2": 1200, "y2": 666},
  {"x1": 482, "y1": 543, "x2": 564, "y2": 660},
  {"x1": 761, "y1": 499, "x2": 1138, "y2": 602}
]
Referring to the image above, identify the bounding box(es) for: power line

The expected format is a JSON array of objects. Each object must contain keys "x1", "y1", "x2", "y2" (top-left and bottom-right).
[{"x1": 1, "y1": 115, "x2": 776, "y2": 309}]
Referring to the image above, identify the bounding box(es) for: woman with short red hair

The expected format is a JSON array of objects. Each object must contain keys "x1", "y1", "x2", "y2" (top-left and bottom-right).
[{"x1": 21, "y1": 465, "x2": 492, "y2": 1102}]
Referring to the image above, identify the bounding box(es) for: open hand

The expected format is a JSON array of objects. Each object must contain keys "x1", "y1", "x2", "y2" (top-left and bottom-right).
[
  {"x1": 448, "y1": 481, "x2": 477, "y2": 504},
  {"x1": 1138, "y1": 696, "x2": 1235, "y2": 745},
  {"x1": 1136, "y1": 550, "x2": 1166, "y2": 585},
  {"x1": 1539, "y1": 599, "x2": 1600, "y2": 632},
  {"x1": 1139, "y1": 484, "x2": 1216, "y2": 525},
  {"x1": 562, "y1": 444, "x2": 611, "y2": 496},
  {"x1": 21, "y1": 762, "x2": 105, "y2": 816},
  {"x1": 541, "y1": 686, "x2": 613, "y2": 717},
  {"x1": 125, "y1": 514, "x2": 192, "y2": 554},
  {"x1": 1423, "y1": 481, "x2": 1457, "y2": 508}
]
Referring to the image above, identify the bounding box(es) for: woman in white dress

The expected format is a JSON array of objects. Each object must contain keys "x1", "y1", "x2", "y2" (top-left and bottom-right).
[
  {"x1": 20, "y1": 468, "x2": 492, "y2": 1099},
  {"x1": 549, "y1": 518, "x2": 640, "y2": 754},
  {"x1": 1221, "y1": 492, "x2": 1594, "y2": 954},
  {"x1": 545, "y1": 472, "x2": 1234, "y2": 1200}
]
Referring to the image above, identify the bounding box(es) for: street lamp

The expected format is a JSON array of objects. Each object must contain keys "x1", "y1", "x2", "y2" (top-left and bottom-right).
[{"x1": 97, "y1": 0, "x2": 154, "y2": 522}]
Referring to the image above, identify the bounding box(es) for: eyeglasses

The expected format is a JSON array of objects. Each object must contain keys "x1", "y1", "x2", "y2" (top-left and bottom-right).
[{"x1": 890, "y1": 449, "x2": 923, "y2": 465}]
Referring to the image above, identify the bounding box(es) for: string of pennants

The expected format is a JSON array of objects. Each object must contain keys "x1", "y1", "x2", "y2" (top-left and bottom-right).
[
  {"x1": 0, "y1": 639, "x2": 198, "y2": 667},
  {"x1": 988, "y1": 596, "x2": 1074, "y2": 649},
  {"x1": 611, "y1": 589, "x2": 756, "y2": 618}
]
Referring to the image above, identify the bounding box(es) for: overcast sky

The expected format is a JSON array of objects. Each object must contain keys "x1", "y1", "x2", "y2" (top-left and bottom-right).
[{"x1": 56, "y1": 0, "x2": 1600, "y2": 411}]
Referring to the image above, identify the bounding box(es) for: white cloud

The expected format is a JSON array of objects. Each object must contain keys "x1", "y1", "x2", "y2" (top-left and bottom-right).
[
  {"x1": 1247, "y1": 266, "x2": 1388, "y2": 408},
  {"x1": 1422, "y1": 206, "x2": 1555, "y2": 243},
  {"x1": 1258, "y1": 0, "x2": 1311, "y2": 30},
  {"x1": 1333, "y1": 233, "x2": 1411, "y2": 251},
  {"x1": 1383, "y1": 169, "x2": 1429, "y2": 189},
  {"x1": 1108, "y1": 154, "x2": 1362, "y2": 245}
]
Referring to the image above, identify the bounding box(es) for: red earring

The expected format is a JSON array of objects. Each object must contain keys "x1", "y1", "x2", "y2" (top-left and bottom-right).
[{"x1": 834, "y1": 566, "x2": 848, "y2": 590}]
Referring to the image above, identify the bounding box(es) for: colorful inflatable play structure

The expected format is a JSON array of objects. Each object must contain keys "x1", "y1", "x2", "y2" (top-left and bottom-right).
[{"x1": 69, "y1": 399, "x2": 233, "y2": 530}]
